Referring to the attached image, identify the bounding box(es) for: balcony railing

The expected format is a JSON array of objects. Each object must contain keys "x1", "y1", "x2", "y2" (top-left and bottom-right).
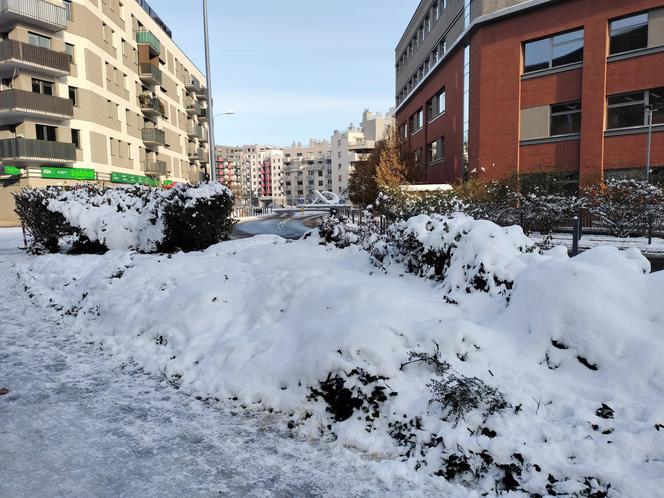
[
  {"x1": 198, "y1": 107, "x2": 208, "y2": 121},
  {"x1": 189, "y1": 170, "x2": 201, "y2": 183},
  {"x1": 198, "y1": 126, "x2": 207, "y2": 142},
  {"x1": 198, "y1": 148, "x2": 208, "y2": 162},
  {"x1": 138, "y1": 94, "x2": 164, "y2": 117},
  {"x1": 0, "y1": 0, "x2": 68, "y2": 32},
  {"x1": 0, "y1": 137, "x2": 75, "y2": 162},
  {"x1": 185, "y1": 76, "x2": 200, "y2": 93},
  {"x1": 145, "y1": 160, "x2": 167, "y2": 175},
  {"x1": 136, "y1": 28, "x2": 160, "y2": 55},
  {"x1": 138, "y1": 63, "x2": 162, "y2": 86},
  {"x1": 141, "y1": 127, "x2": 165, "y2": 147},
  {"x1": 0, "y1": 39, "x2": 70, "y2": 76},
  {"x1": 187, "y1": 147, "x2": 198, "y2": 159},
  {"x1": 185, "y1": 99, "x2": 201, "y2": 116},
  {"x1": 0, "y1": 89, "x2": 73, "y2": 121}
]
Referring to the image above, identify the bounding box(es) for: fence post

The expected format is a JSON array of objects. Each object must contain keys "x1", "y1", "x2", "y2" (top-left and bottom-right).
[
  {"x1": 21, "y1": 221, "x2": 27, "y2": 249},
  {"x1": 648, "y1": 213, "x2": 653, "y2": 245},
  {"x1": 571, "y1": 216, "x2": 580, "y2": 257}
]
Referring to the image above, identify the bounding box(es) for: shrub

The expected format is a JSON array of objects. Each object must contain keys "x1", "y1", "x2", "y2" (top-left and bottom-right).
[
  {"x1": 455, "y1": 177, "x2": 521, "y2": 227},
  {"x1": 158, "y1": 183, "x2": 235, "y2": 252},
  {"x1": 520, "y1": 188, "x2": 581, "y2": 234},
  {"x1": 581, "y1": 179, "x2": 664, "y2": 238},
  {"x1": 13, "y1": 188, "x2": 76, "y2": 254},
  {"x1": 14, "y1": 182, "x2": 234, "y2": 254},
  {"x1": 376, "y1": 186, "x2": 460, "y2": 221}
]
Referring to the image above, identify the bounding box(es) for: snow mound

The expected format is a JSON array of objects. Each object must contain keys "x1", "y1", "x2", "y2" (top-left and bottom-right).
[{"x1": 17, "y1": 219, "x2": 664, "y2": 496}]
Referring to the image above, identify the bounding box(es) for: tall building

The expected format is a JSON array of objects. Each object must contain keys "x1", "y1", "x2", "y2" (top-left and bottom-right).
[
  {"x1": 0, "y1": 0, "x2": 209, "y2": 225},
  {"x1": 215, "y1": 145, "x2": 242, "y2": 194},
  {"x1": 239, "y1": 144, "x2": 284, "y2": 207},
  {"x1": 396, "y1": 0, "x2": 664, "y2": 189},
  {"x1": 331, "y1": 109, "x2": 394, "y2": 198},
  {"x1": 282, "y1": 139, "x2": 332, "y2": 205}
]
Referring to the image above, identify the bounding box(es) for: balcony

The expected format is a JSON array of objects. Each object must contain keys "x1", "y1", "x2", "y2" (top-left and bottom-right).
[
  {"x1": 138, "y1": 63, "x2": 161, "y2": 86},
  {"x1": 136, "y1": 29, "x2": 160, "y2": 56},
  {"x1": 198, "y1": 126, "x2": 207, "y2": 143},
  {"x1": 196, "y1": 86, "x2": 207, "y2": 101},
  {"x1": 185, "y1": 99, "x2": 201, "y2": 116},
  {"x1": 145, "y1": 159, "x2": 167, "y2": 176},
  {"x1": 185, "y1": 76, "x2": 200, "y2": 93},
  {"x1": 0, "y1": 137, "x2": 75, "y2": 162},
  {"x1": 138, "y1": 94, "x2": 164, "y2": 118},
  {"x1": 141, "y1": 127, "x2": 165, "y2": 148},
  {"x1": 198, "y1": 107, "x2": 208, "y2": 122},
  {"x1": 189, "y1": 170, "x2": 201, "y2": 183},
  {"x1": 187, "y1": 146, "x2": 198, "y2": 160},
  {"x1": 198, "y1": 148, "x2": 208, "y2": 163},
  {"x1": 0, "y1": 39, "x2": 69, "y2": 77},
  {"x1": 0, "y1": 0, "x2": 68, "y2": 32},
  {"x1": 0, "y1": 89, "x2": 73, "y2": 124}
]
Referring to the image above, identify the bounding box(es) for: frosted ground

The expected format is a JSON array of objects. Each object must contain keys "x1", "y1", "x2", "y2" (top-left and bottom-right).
[{"x1": 2, "y1": 216, "x2": 664, "y2": 497}]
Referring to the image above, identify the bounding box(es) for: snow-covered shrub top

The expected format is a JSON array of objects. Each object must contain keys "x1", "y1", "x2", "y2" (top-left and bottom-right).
[
  {"x1": 321, "y1": 212, "x2": 546, "y2": 303},
  {"x1": 16, "y1": 182, "x2": 233, "y2": 253}
]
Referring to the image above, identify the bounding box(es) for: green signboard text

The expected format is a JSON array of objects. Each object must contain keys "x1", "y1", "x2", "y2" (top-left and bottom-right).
[
  {"x1": 111, "y1": 172, "x2": 159, "y2": 187},
  {"x1": 41, "y1": 166, "x2": 96, "y2": 181}
]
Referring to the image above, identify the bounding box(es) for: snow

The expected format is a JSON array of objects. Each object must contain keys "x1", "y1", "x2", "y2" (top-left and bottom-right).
[
  {"x1": 43, "y1": 182, "x2": 232, "y2": 252},
  {"x1": 533, "y1": 232, "x2": 664, "y2": 255},
  {"x1": 0, "y1": 241, "x2": 440, "y2": 497},
  {"x1": 0, "y1": 227, "x2": 23, "y2": 255},
  {"x1": 12, "y1": 212, "x2": 664, "y2": 496}
]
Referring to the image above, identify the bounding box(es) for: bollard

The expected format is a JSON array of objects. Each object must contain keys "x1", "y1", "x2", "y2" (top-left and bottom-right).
[{"x1": 571, "y1": 216, "x2": 580, "y2": 256}]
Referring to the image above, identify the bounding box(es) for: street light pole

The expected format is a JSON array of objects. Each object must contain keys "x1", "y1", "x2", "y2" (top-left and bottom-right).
[
  {"x1": 203, "y1": 0, "x2": 216, "y2": 182},
  {"x1": 646, "y1": 105, "x2": 653, "y2": 182}
]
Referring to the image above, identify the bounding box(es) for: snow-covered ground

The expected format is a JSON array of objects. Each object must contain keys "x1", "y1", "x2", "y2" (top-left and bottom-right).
[
  {"x1": 533, "y1": 232, "x2": 664, "y2": 255},
  {"x1": 6, "y1": 216, "x2": 664, "y2": 497},
  {"x1": 0, "y1": 233, "x2": 439, "y2": 497}
]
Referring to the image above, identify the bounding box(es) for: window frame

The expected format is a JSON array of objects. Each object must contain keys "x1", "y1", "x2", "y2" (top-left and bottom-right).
[
  {"x1": 549, "y1": 101, "x2": 582, "y2": 136},
  {"x1": 523, "y1": 28, "x2": 584, "y2": 74},
  {"x1": 28, "y1": 31, "x2": 51, "y2": 49},
  {"x1": 609, "y1": 12, "x2": 649, "y2": 55}
]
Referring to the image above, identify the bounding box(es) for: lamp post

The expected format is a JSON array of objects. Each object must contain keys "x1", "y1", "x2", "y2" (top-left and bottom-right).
[
  {"x1": 646, "y1": 104, "x2": 654, "y2": 182},
  {"x1": 203, "y1": 0, "x2": 216, "y2": 181},
  {"x1": 211, "y1": 111, "x2": 236, "y2": 183}
]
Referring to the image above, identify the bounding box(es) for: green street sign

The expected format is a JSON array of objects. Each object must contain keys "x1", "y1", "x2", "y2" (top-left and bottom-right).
[
  {"x1": 3, "y1": 166, "x2": 22, "y2": 176},
  {"x1": 41, "y1": 166, "x2": 96, "y2": 181},
  {"x1": 111, "y1": 171, "x2": 159, "y2": 187},
  {"x1": 162, "y1": 180, "x2": 174, "y2": 186}
]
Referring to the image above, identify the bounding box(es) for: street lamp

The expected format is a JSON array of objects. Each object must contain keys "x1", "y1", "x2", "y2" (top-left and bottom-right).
[
  {"x1": 215, "y1": 111, "x2": 236, "y2": 117},
  {"x1": 203, "y1": 0, "x2": 216, "y2": 181}
]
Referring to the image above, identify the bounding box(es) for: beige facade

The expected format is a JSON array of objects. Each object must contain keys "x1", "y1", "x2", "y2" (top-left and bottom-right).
[
  {"x1": 282, "y1": 140, "x2": 332, "y2": 205},
  {"x1": 0, "y1": 0, "x2": 208, "y2": 225},
  {"x1": 331, "y1": 109, "x2": 394, "y2": 198}
]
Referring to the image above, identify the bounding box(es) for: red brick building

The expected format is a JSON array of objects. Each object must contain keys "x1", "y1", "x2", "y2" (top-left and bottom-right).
[{"x1": 395, "y1": 0, "x2": 664, "y2": 189}]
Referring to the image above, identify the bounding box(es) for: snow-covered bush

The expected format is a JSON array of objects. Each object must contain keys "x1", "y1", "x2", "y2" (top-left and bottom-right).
[
  {"x1": 520, "y1": 189, "x2": 581, "y2": 234},
  {"x1": 455, "y1": 178, "x2": 521, "y2": 227},
  {"x1": 14, "y1": 182, "x2": 234, "y2": 254},
  {"x1": 13, "y1": 188, "x2": 75, "y2": 254},
  {"x1": 581, "y1": 179, "x2": 664, "y2": 237},
  {"x1": 323, "y1": 212, "x2": 540, "y2": 302},
  {"x1": 375, "y1": 186, "x2": 461, "y2": 221}
]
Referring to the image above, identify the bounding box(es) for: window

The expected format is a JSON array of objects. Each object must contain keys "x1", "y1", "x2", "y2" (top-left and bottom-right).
[
  {"x1": 550, "y1": 102, "x2": 581, "y2": 136},
  {"x1": 524, "y1": 29, "x2": 584, "y2": 73},
  {"x1": 64, "y1": 43, "x2": 75, "y2": 63},
  {"x1": 68, "y1": 86, "x2": 78, "y2": 106},
  {"x1": 36, "y1": 124, "x2": 57, "y2": 142},
  {"x1": 607, "y1": 88, "x2": 664, "y2": 129},
  {"x1": 427, "y1": 137, "x2": 444, "y2": 163},
  {"x1": 28, "y1": 32, "x2": 50, "y2": 49},
  {"x1": 410, "y1": 109, "x2": 424, "y2": 133},
  {"x1": 63, "y1": 0, "x2": 72, "y2": 20},
  {"x1": 609, "y1": 13, "x2": 648, "y2": 55},
  {"x1": 426, "y1": 88, "x2": 446, "y2": 121},
  {"x1": 71, "y1": 129, "x2": 81, "y2": 149},
  {"x1": 32, "y1": 78, "x2": 53, "y2": 95}
]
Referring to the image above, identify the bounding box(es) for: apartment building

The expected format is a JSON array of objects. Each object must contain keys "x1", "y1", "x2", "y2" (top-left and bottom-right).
[
  {"x1": 238, "y1": 144, "x2": 285, "y2": 207},
  {"x1": 282, "y1": 139, "x2": 332, "y2": 205},
  {"x1": 331, "y1": 109, "x2": 394, "y2": 198},
  {"x1": 215, "y1": 145, "x2": 241, "y2": 193},
  {"x1": 396, "y1": 0, "x2": 664, "y2": 189},
  {"x1": 0, "y1": 0, "x2": 209, "y2": 225}
]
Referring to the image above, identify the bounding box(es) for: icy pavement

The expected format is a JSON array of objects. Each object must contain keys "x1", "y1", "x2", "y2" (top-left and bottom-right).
[{"x1": 0, "y1": 247, "x2": 430, "y2": 497}]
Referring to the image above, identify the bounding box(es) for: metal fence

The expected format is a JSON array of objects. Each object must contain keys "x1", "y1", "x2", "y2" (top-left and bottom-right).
[{"x1": 233, "y1": 206, "x2": 273, "y2": 218}]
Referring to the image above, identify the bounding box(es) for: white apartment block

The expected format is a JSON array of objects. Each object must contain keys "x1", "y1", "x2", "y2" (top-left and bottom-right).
[
  {"x1": 239, "y1": 144, "x2": 284, "y2": 207},
  {"x1": 331, "y1": 109, "x2": 394, "y2": 198},
  {"x1": 215, "y1": 145, "x2": 242, "y2": 194},
  {"x1": 0, "y1": 0, "x2": 208, "y2": 225},
  {"x1": 282, "y1": 139, "x2": 332, "y2": 206}
]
